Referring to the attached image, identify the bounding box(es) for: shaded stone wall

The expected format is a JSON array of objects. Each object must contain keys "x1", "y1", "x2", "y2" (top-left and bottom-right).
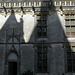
[
  {"x1": 21, "y1": 44, "x2": 34, "y2": 73},
  {"x1": 0, "y1": 1, "x2": 69, "y2": 75},
  {"x1": 0, "y1": 45, "x2": 5, "y2": 75}
]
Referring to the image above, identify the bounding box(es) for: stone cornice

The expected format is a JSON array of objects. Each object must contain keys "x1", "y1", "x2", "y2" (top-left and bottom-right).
[
  {"x1": 0, "y1": 1, "x2": 75, "y2": 7},
  {"x1": 0, "y1": 1, "x2": 75, "y2": 16},
  {"x1": 0, "y1": 1, "x2": 50, "y2": 16}
]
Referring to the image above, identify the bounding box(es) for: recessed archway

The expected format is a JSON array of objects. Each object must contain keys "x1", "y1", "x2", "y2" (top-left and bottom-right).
[
  {"x1": 8, "y1": 61, "x2": 17, "y2": 75},
  {"x1": 8, "y1": 53, "x2": 18, "y2": 75}
]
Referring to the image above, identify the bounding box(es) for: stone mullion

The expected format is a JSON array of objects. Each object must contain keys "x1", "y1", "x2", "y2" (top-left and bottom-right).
[
  {"x1": 71, "y1": 46, "x2": 74, "y2": 73},
  {"x1": 41, "y1": 17, "x2": 43, "y2": 37},
  {"x1": 42, "y1": 44, "x2": 43, "y2": 72},
  {"x1": 33, "y1": 46, "x2": 37, "y2": 73},
  {"x1": 47, "y1": 46, "x2": 50, "y2": 73},
  {"x1": 18, "y1": 32, "x2": 21, "y2": 75},
  {"x1": 12, "y1": 28, "x2": 14, "y2": 44},
  {"x1": 4, "y1": 28, "x2": 8, "y2": 75}
]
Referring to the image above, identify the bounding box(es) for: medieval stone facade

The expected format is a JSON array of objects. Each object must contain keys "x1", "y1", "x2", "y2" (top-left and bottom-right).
[{"x1": 0, "y1": 0, "x2": 75, "y2": 75}]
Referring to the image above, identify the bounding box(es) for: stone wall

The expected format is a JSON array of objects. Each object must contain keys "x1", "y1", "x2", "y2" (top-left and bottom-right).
[
  {"x1": 0, "y1": 2, "x2": 68, "y2": 75},
  {"x1": 0, "y1": 45, "x2": 5, "y2": 75}
]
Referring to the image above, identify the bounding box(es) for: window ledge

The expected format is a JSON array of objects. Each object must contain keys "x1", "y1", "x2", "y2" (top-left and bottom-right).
[
  {"x1": 36, "y1": 37, "x2": 49, "y2": 43},
  {"x1": 36, "y1": 73, "x2": 49, "y2": 75}
]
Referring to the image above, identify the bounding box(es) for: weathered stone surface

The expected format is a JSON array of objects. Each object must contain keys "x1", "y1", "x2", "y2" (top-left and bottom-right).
[
  {"x1": 0, "y1": 0, "x2": 74, "y2": 75},
  {"x1": 21, "y1": 44, "x2": 34, "y2": 73},
  {"x1": 0, "y1": 45, "x2": 5, "y2": 75},
  {"x1": 47, "y1": 13, "x2": 65, "y2": 42},
  {"x1": 0, "y1": 11, "x2": 66, "y2": 75}
]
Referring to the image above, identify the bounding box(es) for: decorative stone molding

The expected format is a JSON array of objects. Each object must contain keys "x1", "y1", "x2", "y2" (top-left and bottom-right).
[
  {"x1": 0, "y1": 1, "x2": 51, "y2": 17},
  {"x1": 63, "y1": 42, "x2": 75, "y2": 48},
  {"x1": 0, "y1": 1, "x2": 75, "y2": 8},
  {"x1": 54, "y1": 1, "x2": 75, "y2": 6},
  {"x1": 49, "y1": 10, "x2": 56, "y2": 16},
  {"x1": 57, "y1": 9, "x2": 63, "y2": 16},
  {"x1": 64, "y1": 10, "x2": 75, "y2": 14},
  {"x1": 0, "y1": 1, "x2": 75, "y2": 16},
  {"x1": 1, "y1": 36, "x2": 4, "y2": 43},
  {"x1": 20, "y1": 6, "x2": 25, "y2": 17}
]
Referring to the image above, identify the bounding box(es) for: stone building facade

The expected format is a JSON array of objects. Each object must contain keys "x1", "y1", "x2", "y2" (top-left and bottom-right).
[{"x1": 0, "y1": 0, "x2": 75, "y2": 75}]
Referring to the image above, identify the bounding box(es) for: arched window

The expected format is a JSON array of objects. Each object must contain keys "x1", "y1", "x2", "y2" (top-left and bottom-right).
[
  {"x1": 8, "y1": 53, "x2": 18, "y2": 75},
  {"x1": 8, "y1": 53, "x2": 17, "y2": 61}
]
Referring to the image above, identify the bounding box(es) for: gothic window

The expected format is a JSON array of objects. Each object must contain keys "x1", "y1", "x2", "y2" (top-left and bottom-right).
[
  {"x1": 66, "y1": 46, "x2": 75, "y2": 72},
  {"x1": 65, "y1": 14, "x2": 75, "y2": 37},
  {"x1": 37, "y1": 15, "x2": 47, "y2": 37},
  {"x1": 36, "y1": 45, "x2": 48, "y2": 73}
]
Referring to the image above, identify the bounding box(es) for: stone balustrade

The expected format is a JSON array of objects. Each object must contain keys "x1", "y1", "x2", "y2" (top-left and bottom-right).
[
  {"x1": 54, "y1": 1, "x2": 75, "y2": 6},
  {"x1": 0, "y1": 1, "x2": 75, "y2": 8},
  {"x1": 0, "y1": 1, "x2": 75, "y2": 14},
  {"x1": 0, "y1": 1, "x2": 51, "y2": 7}
]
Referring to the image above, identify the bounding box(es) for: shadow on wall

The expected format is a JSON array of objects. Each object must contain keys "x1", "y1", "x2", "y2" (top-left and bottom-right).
[{"x1": 0, "y1": 0, "x2": 73, "y2": 75}]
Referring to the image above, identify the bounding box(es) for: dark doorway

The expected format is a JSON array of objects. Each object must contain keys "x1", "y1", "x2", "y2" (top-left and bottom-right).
[{"x1": 8, "y1": 62, "x2": 17, "y2": 75}]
